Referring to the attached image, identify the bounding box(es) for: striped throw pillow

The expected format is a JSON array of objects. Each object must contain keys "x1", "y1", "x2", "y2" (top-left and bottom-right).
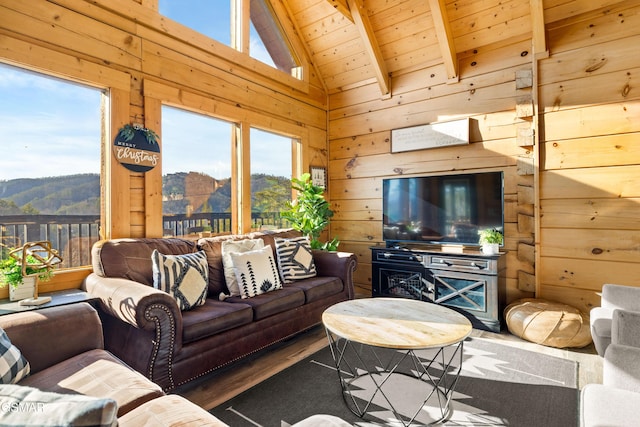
[
  {"x1": 274, "y1": 236, "x2": 317, "y2": 283},
  {"x1": 152, "y1": 250, "x2": 209, "y2": 310}
]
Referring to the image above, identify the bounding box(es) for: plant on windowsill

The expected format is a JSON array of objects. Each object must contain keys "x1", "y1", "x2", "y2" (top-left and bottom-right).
[
  {"x1": 0, "y1": 241, "x2": 62, "y2": 304},
  {"x1": 478, "y1": 228, "x2": 503, "y2": 255},
  {"x1": 281, "y1": 173, "x2": 340, "y2": 251}
]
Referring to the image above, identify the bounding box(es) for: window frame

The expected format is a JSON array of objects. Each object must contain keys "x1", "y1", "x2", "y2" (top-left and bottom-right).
[
  {"x1": 143, "y1": 80, "x2": 306, "y2": 235},
  {"x1": 0, "y1": 51, "x2": 128, "y2": 291},
  {"x1": 157, "y1": 0, "x2": 311, "y2": 93}
]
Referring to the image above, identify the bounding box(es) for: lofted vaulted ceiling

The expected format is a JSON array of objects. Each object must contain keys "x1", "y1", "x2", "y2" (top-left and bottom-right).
[{"x1": 279, "y1": 0, "x2": 627, "y2": 96}]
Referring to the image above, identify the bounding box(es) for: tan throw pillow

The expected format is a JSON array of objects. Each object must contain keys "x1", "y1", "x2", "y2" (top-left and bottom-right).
[
  {"x1": 152, "y1": 250, "x2": 209, "y2": 310},
  {"x1": 221, "y1": 239, "x2": 265, "y2": 297},
  {"x1": 275, "y1": 236, "x2": 317, "y2": 283},
  {"x1": 229, "y1": 245, "x2": 282, "y2": 299}
]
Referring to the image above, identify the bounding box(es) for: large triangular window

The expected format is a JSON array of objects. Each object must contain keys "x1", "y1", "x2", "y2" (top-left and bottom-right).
[{"x1": 248, "y1": 0, "x2": 300, "y2": 76}]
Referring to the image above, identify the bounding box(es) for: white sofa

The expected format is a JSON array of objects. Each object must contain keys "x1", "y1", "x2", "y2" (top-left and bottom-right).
[
  {"x1": 581, "y1": 343, "x2": 640, "y2": 427},
  {"x1": 583, "y1": 284, "x2": 640, "y2": 426},
  {"x1": 590, "y1": 283, "x2": 640, "y2": 356}
]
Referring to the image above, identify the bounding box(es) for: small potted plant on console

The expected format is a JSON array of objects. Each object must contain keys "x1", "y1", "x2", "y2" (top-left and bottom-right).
[
  {"x1": 0, "y1": 241, "x2": 62, "y2": 304},
  {"x1": 478, "y1": 228, "x2": 503, "y2": 255}
]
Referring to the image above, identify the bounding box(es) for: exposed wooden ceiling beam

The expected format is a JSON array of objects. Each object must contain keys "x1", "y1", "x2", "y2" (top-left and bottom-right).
[
  {"x1": 427, "y1": 0, "x2": 458, "y2": 83},
  {"x1": 346, "y1": 0, "x2": 390, "y2": 97},
  {"x1": 530, "y1": 0, "x2": 548, "y2": 58},
  {"x1": 326, "y1": 0, "x2": 353, "y2": 22}
]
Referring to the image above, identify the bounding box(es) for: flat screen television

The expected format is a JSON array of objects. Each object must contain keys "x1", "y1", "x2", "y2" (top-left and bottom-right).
[{"x1": 382, "y1": 171, "x2": 504, "y2": 247}]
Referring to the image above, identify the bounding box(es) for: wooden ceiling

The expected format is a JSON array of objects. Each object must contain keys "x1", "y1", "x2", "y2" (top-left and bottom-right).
[{"x1": 281, "y1": 0, "x2": 626, "y2": 96}]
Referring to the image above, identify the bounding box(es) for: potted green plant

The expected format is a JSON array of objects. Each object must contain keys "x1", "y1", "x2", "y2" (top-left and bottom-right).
[
  {"x1": 281, "y1": 173, "x2": 339, "y2": 251},
  {"x1": 0, "y1": 241, "x2": 62, "y2": 303},
  {"x1": 478, "y1": 228, "x2": 503, "y2": 255}
]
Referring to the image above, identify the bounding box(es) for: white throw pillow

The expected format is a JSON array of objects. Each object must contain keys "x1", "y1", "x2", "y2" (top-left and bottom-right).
[
  {"x1": 0, "y1": 384, "x2": 117, "y2": 427},
  {"x1": 0, "y1": 328, "x2": 29, "y2": 384},
  {"x1": 221, "y1": 239, "x2": 265, "y2": 297},
  {"x1": 152, "y1": 250, "x2": 209, "y2": 310},
  {"x1": 275, "y1": 236, "x2": 317, "y2": 283},
  {"x1": 229, "y1": 245, "x2": 282, "y2": 299}
]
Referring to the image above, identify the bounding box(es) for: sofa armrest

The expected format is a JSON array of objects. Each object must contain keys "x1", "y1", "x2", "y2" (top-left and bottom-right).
[
  {"x1": 602, "y1": 284, "x2": 640, "y2": 311},
  {"x1": 84, "y1": 273, "x2": 185, "y2": 391},
  {"x1": 312, "y1": 250, "x2": 357, "y2": 299},
  {"x1": 603, "y1": 343, "x2": 640, "y2": 393},
  {"x1": 0, "y1": 303, "x2": 103, "y2": 374},
  {"x1": 612, "y1": 309, "x2": 640, "y2": 348},
  {"x1": 83, "y1": 273, "x2": 183, "y2": 339}
]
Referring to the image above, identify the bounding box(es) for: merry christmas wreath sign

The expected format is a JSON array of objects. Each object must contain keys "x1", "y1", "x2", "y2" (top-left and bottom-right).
[{"x1": 113, "y1": 124, "x2": 160, "y2": 173}]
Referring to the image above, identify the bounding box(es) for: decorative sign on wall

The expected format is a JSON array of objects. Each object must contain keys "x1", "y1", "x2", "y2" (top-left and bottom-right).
[
  {"x1": 310, "y1": 166, "x2": 327, "y2": 189},
  {"x1": 391, "y1": 118, "x2": 470, "y2": 153},
  {"x1": 113, "y1": 124, "x2": 160, "y2": 173}
]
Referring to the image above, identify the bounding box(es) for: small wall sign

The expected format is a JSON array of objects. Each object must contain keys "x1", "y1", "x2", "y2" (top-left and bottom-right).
[
  {"x1": 391, "y1": 118, "x2": 470, "y2": 153},
  {"x1": 310, "y1": 166, "x2": 326, "y2": 189},
  {"x1": 113, "y1": 124, "x2": 160, "y2": 173}
]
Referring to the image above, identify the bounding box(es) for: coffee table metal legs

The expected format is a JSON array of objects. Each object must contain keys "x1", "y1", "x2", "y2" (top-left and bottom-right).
[{"x1": 325, "y1": 329, "x2": 465, "y2": 426}]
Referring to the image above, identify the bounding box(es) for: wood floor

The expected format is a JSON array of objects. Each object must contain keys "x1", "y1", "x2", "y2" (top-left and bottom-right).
[{"x1": 177, "y1": 324, "x2": 603, "y2": 411}]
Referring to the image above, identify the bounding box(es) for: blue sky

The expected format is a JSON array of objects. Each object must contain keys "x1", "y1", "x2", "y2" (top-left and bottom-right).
[
  {"x1": 159, "y1": 0, "x2": 231, "y2": 46},
  {"x1": 0, "y1": 65, "x2": 102, "y2": 180},
  {"x1": 0, "y1": 2, "x2": 291, "y2": 182}
]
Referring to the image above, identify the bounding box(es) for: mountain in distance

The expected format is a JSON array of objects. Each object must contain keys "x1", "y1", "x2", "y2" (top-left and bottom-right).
[
  {"x1": 163, "y1": 172, "x2": 290, "y2": 214},
  {"x1": 0, "y1": 174, "x2": 100, "y2": 215},
  {"x1": 0, "y1": 172, "x2": 291, "y2": 216}
]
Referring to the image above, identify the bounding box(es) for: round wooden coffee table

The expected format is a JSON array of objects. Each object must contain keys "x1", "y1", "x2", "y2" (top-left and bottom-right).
[{"x1": 322, "y1": 298, "x2": 472, "y2": 426}]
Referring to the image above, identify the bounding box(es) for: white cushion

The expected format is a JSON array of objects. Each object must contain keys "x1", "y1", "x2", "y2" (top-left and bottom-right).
[
  {"x1": 275, "y1": 236, "x2": 317, "y2": 283},
  {"x1": 292, "y1": 414, "x2": 352, "y2": 427},
  {"x1": 0, "y1": 328, "x2": 29, "y2": 384},
  {"x1": 230, "y1": 245, "x2": 282, "y2": 298},
  {"x1": 152, "y1": 250, "x2": 209, "y2": 310},
  {"x1": 0, "y1": 384, "x2": 117, "y2": 427},
  {"x1": 590, "y1": 306, "x2": 614, "y2": 356},
  {"x1": 581, "y1": 384, "x2": 640, "y2": 427},
  {"x1": 221, "y1": 239, "x2": 264, "y2": 296}
]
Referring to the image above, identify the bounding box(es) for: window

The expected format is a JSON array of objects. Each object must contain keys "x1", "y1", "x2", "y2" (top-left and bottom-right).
[
  {"x1": 158, "y1": 0, "x2": 230, "y2": 46},
  {"x1": 160, "y1": 107, "x2": 295, "y2": 235},
  {"x1": 250, "y1": 128, "x2": 292, "y2": 230},
  {"x1": 161, "y1": 106, "x2": 233, "y2": 236},
  {"x1": 249, "y1": 0, "x2": 299, "y2": 74},
  {"x1": 159, "y1": 0, "x2": 301, "y2": 78},
  {"x1": 0, "y1": 63, "x2": 103, "y2": 268},
  {"x1": 250, "y1": 19, "x2": 275, "y2": 68}
]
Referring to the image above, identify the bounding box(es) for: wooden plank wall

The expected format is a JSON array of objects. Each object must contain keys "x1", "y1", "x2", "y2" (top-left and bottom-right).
[
  {"x1": 537, "y1": 1, "x2": 640, "y2": 312},
  {"x1": 328, "y1": 38, "x2": 538, "y2": 303},
  {"x1": 328, "y1": 2, "x2": 640, "y2": 311}
]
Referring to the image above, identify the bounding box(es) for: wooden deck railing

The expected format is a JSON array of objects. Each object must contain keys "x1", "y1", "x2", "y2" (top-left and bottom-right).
[
  {"x1": 0, "y1": 212, "x2": 289, "y2": 268},
  {"x1": 0, "y1": 214, "x2": 100, "y2": 268}
]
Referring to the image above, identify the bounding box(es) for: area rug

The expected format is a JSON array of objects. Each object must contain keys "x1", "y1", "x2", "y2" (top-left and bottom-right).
[{"x1": 210, "y1": 337, "x2": 579, "y2": 426}]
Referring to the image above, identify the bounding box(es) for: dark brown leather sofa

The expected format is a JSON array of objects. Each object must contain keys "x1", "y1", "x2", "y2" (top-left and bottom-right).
[
  {"x1": 0, "y1": 302, "x2": 226, "y2": 426},
  {"x1": 84, "y1": 229, "x2": 357, "y2": 391}
]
